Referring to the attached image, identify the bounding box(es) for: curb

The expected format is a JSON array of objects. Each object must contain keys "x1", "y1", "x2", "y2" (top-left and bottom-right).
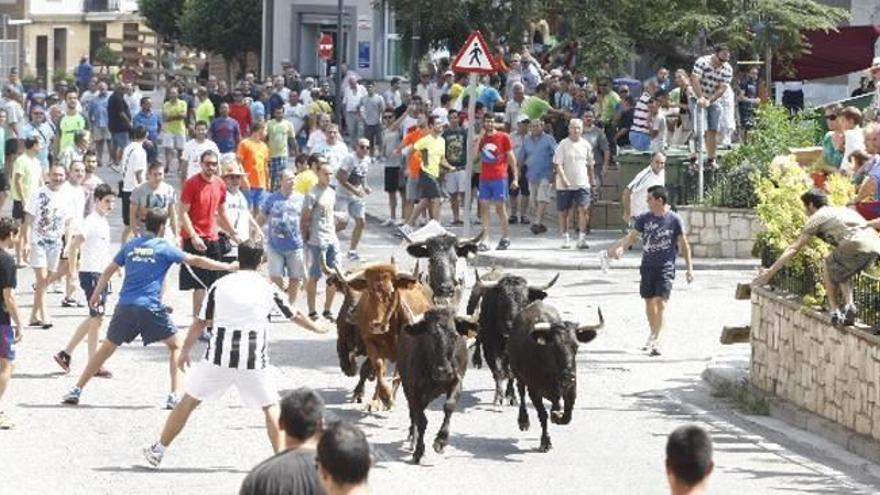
[
  {"x1": 702, "y1": 355, "x2": 880, "y2": 467},
  {"x1": 474, "y1": 253, "x2": 761, "y2": 272}
]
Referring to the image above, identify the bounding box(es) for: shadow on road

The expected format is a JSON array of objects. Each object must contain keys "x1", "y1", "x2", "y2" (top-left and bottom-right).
[
  {"x1": 93, "y1": 465, "x2": 249, "y2": 474},
  {"x1": 18, "y1": 402, "x2": 155, "y2": 410}
]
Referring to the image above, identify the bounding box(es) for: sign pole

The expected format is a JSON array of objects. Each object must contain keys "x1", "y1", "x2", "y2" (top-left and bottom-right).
[{"x1": 463, "y1": 72, "x2": 478, "y2": 237}]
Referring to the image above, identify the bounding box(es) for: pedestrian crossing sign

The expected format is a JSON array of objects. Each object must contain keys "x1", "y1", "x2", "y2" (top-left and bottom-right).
[{"x1": 451, "y1": 31, "x2": 497, "y2": 74}]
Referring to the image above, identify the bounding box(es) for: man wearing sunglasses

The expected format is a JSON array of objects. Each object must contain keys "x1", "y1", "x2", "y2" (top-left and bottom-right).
[{"x1": 336, "y1": 138, "x2": 372, "y2": 261}]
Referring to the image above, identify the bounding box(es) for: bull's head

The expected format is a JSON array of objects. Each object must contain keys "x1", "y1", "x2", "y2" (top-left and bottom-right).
[
  {"x1": 404, "y1": 307, "x2": 478, "y2": 382},
  {"x1": 338, "y1": 263, "x2": 420, "y2": 334},
  {"x1": 405, "y1": 232, "x2": 484, "y2": 305},
  {"x1": 473, "y1": 270, "x2": 560, "y2": 302}
]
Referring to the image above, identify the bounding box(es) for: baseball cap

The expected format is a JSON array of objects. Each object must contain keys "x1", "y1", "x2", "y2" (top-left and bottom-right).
[{"x1": 221, "y1": 160, "x2": 246, "y2": 177}]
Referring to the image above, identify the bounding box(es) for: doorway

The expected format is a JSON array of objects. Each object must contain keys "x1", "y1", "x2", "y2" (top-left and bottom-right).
[
  {"x1": 36, "y1": 35, "x2": 48, "y2": 85},
  {"x1": 53, "y1": 28, "x2": 67, "y2": 76},
  {"x1": 89, "y1": 23, "x2": 107, "y2": 65},
  {"x1": 298, "y1": 21, "x2": 350, "y2": 78}
]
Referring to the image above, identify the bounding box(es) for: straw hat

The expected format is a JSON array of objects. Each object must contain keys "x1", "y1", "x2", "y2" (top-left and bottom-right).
[{"x1": 221, "y1": 160, "x2": 245, "y2": 177}]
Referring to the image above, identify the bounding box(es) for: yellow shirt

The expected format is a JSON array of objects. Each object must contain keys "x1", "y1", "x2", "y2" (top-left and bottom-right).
[
  {"x1": 449, "y1": 83, "x2": 464, "y2": 103},
  {"x1": 195, "y1": 99, "x2": 215, "y2": 124},
  {"x1": 163, "y1": 99, "x2": 188, "y2": 136},
  {"x1": 413, "y1": 134, "x2": 445, "y2": 178},
  {"x1": 294, "y1": 169, "x2": 319, "y2": 195}
]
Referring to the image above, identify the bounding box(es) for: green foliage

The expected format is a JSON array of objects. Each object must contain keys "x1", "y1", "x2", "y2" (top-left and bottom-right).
[
  {"x1": 51, "y1": 70, "x2": 75, "y2": 85},
  {"x1": 138, "y1": 0, "x2": 183, "y2": 41},
  {"x1": 705, "y1": 165, "x2": 761, "y2": 208},
  {"x1": 179, "y1": 0, "x2": 261, "y2": 65},
  {"x1": 711, "y1": 378, "x2": 770, "y2": 416},
  {"x1": 94, "y1": 46, "x2": 123, "y2": 67},
  {"x1": 724, "y1": 104, "x2": 819, "y2": 174}
]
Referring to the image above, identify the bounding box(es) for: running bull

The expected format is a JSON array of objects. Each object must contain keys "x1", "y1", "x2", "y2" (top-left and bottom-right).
[{"x1": 508, "y1": 300, "x2": 603, "y2": 452}]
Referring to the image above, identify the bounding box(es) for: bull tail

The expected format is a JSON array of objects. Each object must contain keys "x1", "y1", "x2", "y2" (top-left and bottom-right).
[{"x1": 470, "y1": 337, "x2": 483, "y2": 369}]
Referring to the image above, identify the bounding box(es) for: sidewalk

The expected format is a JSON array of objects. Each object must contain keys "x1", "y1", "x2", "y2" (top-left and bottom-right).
[{"x1": 361, "y1": 164, "x2": 761, "y2": 272}]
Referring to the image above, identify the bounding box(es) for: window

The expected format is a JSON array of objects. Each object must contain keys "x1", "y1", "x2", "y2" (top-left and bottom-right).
[{"x1": 384, "y1": 3, "x2": 405, "y2": 78}]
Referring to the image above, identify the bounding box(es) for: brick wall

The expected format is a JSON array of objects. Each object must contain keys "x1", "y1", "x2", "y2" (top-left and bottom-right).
[
  {"x1": 750, "y1": 287, "x2": 880, "y2": 440},
  {"x1": 677, "y1": 206, "x2": 763, "y2": 258}
]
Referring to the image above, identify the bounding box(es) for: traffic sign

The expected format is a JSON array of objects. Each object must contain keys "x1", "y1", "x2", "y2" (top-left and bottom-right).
[
  {"x1": 451, "y1": 30, "x2": 497, "y2": 74},
  {"x1": 318, "y1": 33, "x2": 333, "y2": 60}
]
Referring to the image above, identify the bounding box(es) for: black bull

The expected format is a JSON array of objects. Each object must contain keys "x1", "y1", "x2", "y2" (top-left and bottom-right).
[
  {"x1": 467, "y1": 271, "x2": 560, "y2": 406},
  {"x1": 509, "y1": 300, "x2": 603, "y2": 452},
  {"x1": 404, "y1": 233, "x2": 483, "y2": 305}
]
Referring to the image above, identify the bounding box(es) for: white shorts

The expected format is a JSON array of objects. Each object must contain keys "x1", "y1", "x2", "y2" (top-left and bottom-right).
[
  {"x1": 30, "y1": 241, "x2": 62, "y2": 271},
  {"x1": 185, "y1": 361, "x2": 279, "y2": 408},
  {"x1": 161, "y1": 132, "x2": 185, "y2": 150},
  {"x1": 532, "y1": 178, "x2": 554, "y2": 203},
  {"x1": 444, "y1": 170, "x2": 469, "y2": 194}
]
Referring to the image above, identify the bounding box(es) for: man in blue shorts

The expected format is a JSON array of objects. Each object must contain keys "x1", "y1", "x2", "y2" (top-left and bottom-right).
[
  {"x1": 607, "y1": 185, "x2": 693, "y2": 356},
  {"x1": 0, "y1": 218, "x2": 23, "y2": 429},
  {"x1": 62, "y1": 211, "x2": 236, "y2": 409},
  {"x1": 476, "y1": 114, "x2": 518, "y2": 251}
]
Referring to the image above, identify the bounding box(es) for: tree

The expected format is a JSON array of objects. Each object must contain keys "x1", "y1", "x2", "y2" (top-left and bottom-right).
[
  {"x1": 178, "y1": 0, "x2": 262, "y2": 83},
  {"x1": 138, "y1": 0, "x2": 183, "y2": 42}
]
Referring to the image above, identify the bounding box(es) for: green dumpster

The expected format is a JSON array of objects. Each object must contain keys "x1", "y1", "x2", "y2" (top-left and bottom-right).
[{"x1": 617, "y1": 146, "x2": 732, "y2": 207}]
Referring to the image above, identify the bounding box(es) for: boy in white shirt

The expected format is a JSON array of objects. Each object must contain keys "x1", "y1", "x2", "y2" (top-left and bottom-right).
[{"x1": 53, "y1": 184, "x2": 116, "y2": 377}]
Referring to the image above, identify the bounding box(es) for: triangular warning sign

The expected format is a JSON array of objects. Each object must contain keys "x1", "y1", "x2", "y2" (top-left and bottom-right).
[{"x1": 451, "y1": 31, "x2": 497, "y2": 74}]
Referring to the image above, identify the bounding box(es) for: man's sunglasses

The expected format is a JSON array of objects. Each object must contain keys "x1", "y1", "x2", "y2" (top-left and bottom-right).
[{"x1": 825, "y1": 115, "x2": 837, "y2": 121}]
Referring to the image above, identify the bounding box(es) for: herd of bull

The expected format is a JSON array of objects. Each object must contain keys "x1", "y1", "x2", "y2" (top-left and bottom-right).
[{"x1": 323, "y1": 233, "x2": 604, "y2": 463}]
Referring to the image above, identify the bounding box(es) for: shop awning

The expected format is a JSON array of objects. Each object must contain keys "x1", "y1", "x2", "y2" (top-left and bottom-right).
[{"x1": 772, "y1": 25, "x2": 880, "y2": 81}]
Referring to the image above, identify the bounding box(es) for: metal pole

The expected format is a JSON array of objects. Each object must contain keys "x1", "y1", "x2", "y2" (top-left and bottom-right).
[
  {"x1": 410, "y1": 7, "x2": 420, "y2": 96},
  {"x1": 696, "y1": 106, "x2": 705, "y2": 202},
  {"x1": 334, "y1": 0, "x2": 343, "y2": 126},
  {"x1": 463, "y1": 72, "x2": 478, "y2": 237}
]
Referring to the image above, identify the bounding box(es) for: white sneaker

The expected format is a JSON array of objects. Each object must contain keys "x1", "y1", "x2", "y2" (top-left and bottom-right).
[
  {"x1": 639, "y1": 336, "x2": 656, "y2": 351},
  {"x1": 380, "y1": 218, "x2": 396, "y2": 227},
  {"x1": 561, "y1": 234, "x2": 572, "y2": 250},
  {"x1": 143, "y1": 443, "x2": 164, "y2": 468}
]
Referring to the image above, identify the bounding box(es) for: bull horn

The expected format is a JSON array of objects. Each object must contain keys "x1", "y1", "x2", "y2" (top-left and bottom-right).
[
  {"x1": 473, "y1": 268, "x2": 499, "y2": 289},
  {"x1": 333, "y1": 263, "x2": 360, "y2": 286},
  {"x1": 530, "y1": 273, "x2": 560, "y2": 292},
  {"x1": 458, "y1": 229, "x2": 486, "y2": 246},
  {"x1": 577, "y1": 308, "x2": 605, "y2": 332},
  {"x1": 390, "y1": 255, "x2": 397, "y2": 266},
  {"x1": 413, "y1": 260, "x2": 421, "y2": 280},
  {"x1": 319, "y1": 254, "x2": 333, "y2": 277},
  {"x1": 533, "y1": 322, "x2": 552, "y2": 331}
]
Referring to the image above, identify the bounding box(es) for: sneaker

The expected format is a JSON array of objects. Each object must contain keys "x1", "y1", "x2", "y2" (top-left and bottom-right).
[
  {"x1": 348, "y1": 250, "x2": 361, "y2": 261},
  {"x1": 451, "y1": 219, "x2": 464, "y2": 226},
  {"x1": 508, "y1": 215, "x2": 518, "y2": 224},
  {"x1": 61, "y1": 297, "x2": 83, "y2": 308},
  {"x1": 322, "y1": 310, "x2": 336, "y2": 323},
  {"x1": 49, "y1": 283, "x2": 63, "y2": 294},
  {"x1": 53, "y1": 351, "x2": 71, "y2": 372},
  {"x1": 496, "y1": 238, "x2": 510, "y2": 251},
  {"x1": 380, "y1": 218, "x2": 396, "y2": 227},
  {"x1": 0, "y1": 411, "x2": 14, "y2": 429},
  {"x1": 530, "y1": 224, "x2": 541, "y2": 235},
  {"x1": 62, "y1": 387, "x2": 82, "y2": 405},
  {"x1": 576, "y1": 239, "x2": 590, "y2": 250},
  {"x1": 843, "y1": 304, "x2": 858, "y2": 327},
  {"x1": 830, "y1": 309, "x2": 845, "y2": 328},
  {"x1": 94, "y1": 367, "x2": 113, "y2": 379},
  {"x1": 142, "y1": 443, "x2": 165, "y2": 468},
  {"x1": 639, "y1": 336, "x2": 656, "y2": 351},
  {"x1": 520, "y1": 217, "x2": 530, "y2": 225},
  {"x1": 537, "y1": 224, "x2": 548, "y2": 234},
  {"x1": 648, "y1": 345, "x2": 662, "y2": 357},
  {"x1": 477, "y1": 242, "x2": 490, "y2": 252},
  {"x1": 197, "y1": 329, "x2": 211, "y2": 343},
  {"x1": 109, "y1": 162, "x2": 123, "y2": 174},
  {"x1": 561, "y1": 234, "x2": 572, "y2": 250},
  {"x1": 308, "y1": 311, "x2": 319, "y2": 321},
  {"x1": 165, "y1": 393, "x2": 179, "y2": 410}
]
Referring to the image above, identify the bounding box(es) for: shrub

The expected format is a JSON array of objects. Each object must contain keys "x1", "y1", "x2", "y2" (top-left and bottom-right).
[{"x1": 723, "y1": 104, "x2": 819, "y2": 174}]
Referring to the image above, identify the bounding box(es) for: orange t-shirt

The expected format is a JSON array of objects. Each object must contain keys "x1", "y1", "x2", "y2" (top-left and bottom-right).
[
  {"x1": 237, "y1": 138, "x2": 269, "y2": 189},
  {"x1": 403, "y1": 128, "x2": 428, "y2": 178}
]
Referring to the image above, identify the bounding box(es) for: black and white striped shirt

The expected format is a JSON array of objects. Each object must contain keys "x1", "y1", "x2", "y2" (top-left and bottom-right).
[
  {"x1": 692, "y1": 55, "x2": 733, "y2": 98},
  {"x1": 631, "y1": 92, "x2": 652, "y2": 134},
  {"x1": 200, "y1": 271, "x2": 292, "y2": 370}
]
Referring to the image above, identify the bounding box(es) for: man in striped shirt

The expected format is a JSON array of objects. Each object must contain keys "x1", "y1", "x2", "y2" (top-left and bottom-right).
[
  {"x1": 629, "y1": 79, "x2": 657, "y2": 152},
  {"x1": 691, "y1": 44, "x2": 733, "y2": 165},
  {"x1": 142, "y1": 240, "x2": 328, "y2": 468}
]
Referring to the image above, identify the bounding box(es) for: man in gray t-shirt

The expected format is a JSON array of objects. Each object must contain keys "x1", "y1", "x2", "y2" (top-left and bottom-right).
[
  {"x1": 302, "y1": 162, "x2": 340, "y2": 322},
  {"x1": 360, "y1": 82, "x2": 386, "y2": 155},
  {"x1": 129, "y1": 162, "x2": 178, "y2": 238}
]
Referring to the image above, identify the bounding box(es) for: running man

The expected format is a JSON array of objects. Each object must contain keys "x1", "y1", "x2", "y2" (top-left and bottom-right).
[
  {"x1": 61, "y1": 210, "x2": 236, "y2": 408},
  {"x1": 0, "y1": 218, "x2": 23, "y2": 429},
  {"x1": 142, "y1": 240, "x2": 327, "y2": 467},
  {"x1": 607, "y1": 185, "x2": 693, "y2": 356},
  {"x1": 475, "y1": 113, "x2": 518, "y2": 251}
]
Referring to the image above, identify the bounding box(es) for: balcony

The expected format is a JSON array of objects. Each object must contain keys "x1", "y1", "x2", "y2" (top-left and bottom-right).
[{"x1": 84, "y1": 0, "x2": 120, "y2": 12}]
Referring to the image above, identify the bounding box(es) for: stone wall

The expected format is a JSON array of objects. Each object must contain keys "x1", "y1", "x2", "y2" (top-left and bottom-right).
[
  {"x1": 677, "y1": 206, "x2": 763, "y2": 258},
  {"x1": 750, "y1": 287, "x2": 880, "y2": 441}
]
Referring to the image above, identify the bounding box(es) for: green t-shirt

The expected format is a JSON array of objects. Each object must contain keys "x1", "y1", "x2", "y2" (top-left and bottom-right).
[
  {"x1": 267, "y1": 118, "x2": 295, "y2": 158},
  {"x1": 413, "y1": 134, "x2": 445, "y2": 177},
  {"x1": 163, "y1": 100, "x2": 188, "y2": 136},
  {"x1": 11, "y1": 154, "x2": 41, "y2": 202},
  {"x1": 59, "y1": 113, "x2": 87, "y2": 153},
  {"x1": 600, "y1": 91, "x2": 621, "y2": 122},
  {"x1": 521, "y1": 96, "x2": 552, "y2": 121},
  {"x1": 195, "y1": 99, "x2": 215, "y2": 125}
]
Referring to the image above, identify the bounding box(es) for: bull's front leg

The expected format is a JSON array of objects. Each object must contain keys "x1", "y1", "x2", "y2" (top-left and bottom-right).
[
  {"x1": 504, "y1": 366, "x2": 518, "y2": 406},
  {"x1": 433, "y1": 379, "x2": 461, "y2": 454},
  {"x1": 553, "y1": 385, "x2": 576, "y2": 426},
  {"x1": 352, "y1": 359, "x2": 373, "y2": 403},
  {"x1": 375, "y1": 358, "x2": 395, "y2": 410},
  {"x1": 517, "y1": 379, "x2": 530, "y2": 431},
  {"x1": 368, "y1": 357, "x2": 388, "y2": 412},
  {"x1": 529, "y1": 389, "x2": 552, "y2": 452},
  {"x1": 486, "y1": 348, "x2": 506, "y2": 406},
  {"x1": 412, "y1": 405, "x2": 428, "y2": 464}
]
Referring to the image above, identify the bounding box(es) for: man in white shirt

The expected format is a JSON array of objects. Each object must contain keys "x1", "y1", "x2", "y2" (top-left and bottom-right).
[
  {"x1": 383, "y1": 77, "x2": 403, "y2": 110},
  {"x1": 284, "y1": 91, "x2": 308, "y2": 145},
  {"x1": 53, "y1": 183, "x2": 116, "y2": 377},
  {"x1": 623, "y1": 152, "x2": 667, "y2": 224},
  {"x1": 505, "y1": 83, "x2": 526, "y2": 131},
  {"x1": 181, "y1": 120, "x2": 220, "y2": 181},
  {"x1": 554, "y1": 118, "x2": 596, "y2": 250},
  {"x1": 313, "y1": 125, "x2": 350, "y2": 186},
  {"x1": 22, "y1": 163, "x2": 72, "y2": 328},
  {"x1": 120, "y1": 125, "x2": 149, "y2": 244},
  {"x1": 298, "y1": 77, "x2": 315, "y2": 107},
  {"x1": 305, "y1": 113, "x2": 330, "y2": 153},
  {"x1": 49, "y1": 160, "x2": 88, "y2": 308},
  {"x1": 342, "y1": 76, "x2": 367, "y2": 145}
]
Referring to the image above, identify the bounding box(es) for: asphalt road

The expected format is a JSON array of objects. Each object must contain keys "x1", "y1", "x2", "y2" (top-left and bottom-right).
[{"x1": 2, "y1": 171, "x2": 880, "y2": 494}]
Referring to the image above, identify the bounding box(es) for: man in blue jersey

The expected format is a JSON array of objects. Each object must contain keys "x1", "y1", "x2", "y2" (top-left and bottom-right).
[{"x1": 61, "y1": 210, "x2": 235, "y2": 409}]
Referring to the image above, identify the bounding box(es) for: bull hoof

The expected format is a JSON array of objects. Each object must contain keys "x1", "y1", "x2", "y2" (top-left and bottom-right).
[
  {"x1": 413, "y1": 447, "x2": 425, "y2": 464},
  {"x1": 518, "y1": 419, "x2": 530, "y2": 431},
  {"x1": 367, "y1": 399, "x2": 383, "y2": 412},
  {"x1": 382, "y1": 398, "x2": 395, "y2": 411},
  {"x1": 353, "y1": 394, "x2": 364, "y2": 404},
  {"x1": 508, "y1": 395, "x2": 518, "y2": 406},
  {"x1": 493, "y1": 395, "x2": 504, "y2": 407},
  {"x1": 550, "y1": 410, "x2": 565, "y2": 424},
  {"x1": 433, "y1": 437, "x2": 447, "y2": 454},
  {"x1": 539, "y1": 439, "x2": 552, "y2": 453}
]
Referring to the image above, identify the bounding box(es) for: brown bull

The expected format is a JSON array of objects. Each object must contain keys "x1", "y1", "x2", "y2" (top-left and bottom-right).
[{"x1": 335, "y1": 262, "x2": 432, "y2": 411}]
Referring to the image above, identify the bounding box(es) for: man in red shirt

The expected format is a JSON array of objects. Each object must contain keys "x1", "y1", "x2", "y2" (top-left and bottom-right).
[
  {"x1": 229, "y1": 89, "x2": 253, "y2": 136},
  {"x1": 475, "y1": 113, "x2": 518, "y2": 250},
  {"x1": 179, "y1": 150, "x2": 240, "y2": 321}
]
